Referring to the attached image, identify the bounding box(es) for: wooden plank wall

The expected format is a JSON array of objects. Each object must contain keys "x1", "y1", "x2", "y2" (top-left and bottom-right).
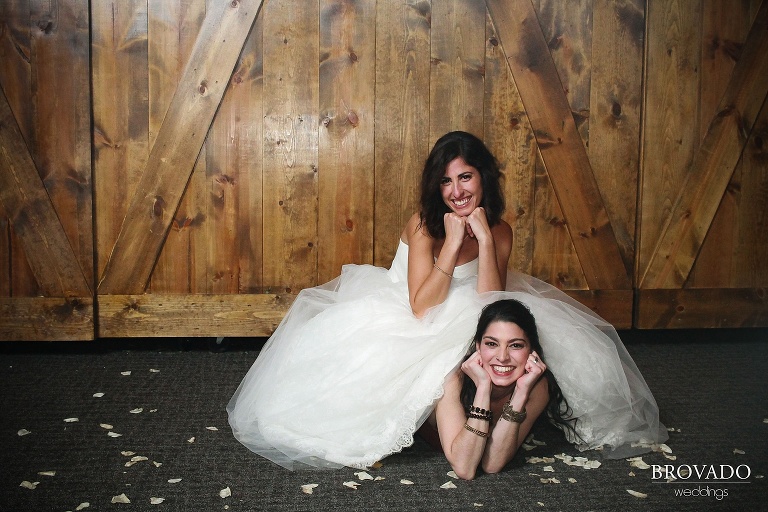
[{"x1": 1, "y1": 0, "x2": 766, "y2": 340}]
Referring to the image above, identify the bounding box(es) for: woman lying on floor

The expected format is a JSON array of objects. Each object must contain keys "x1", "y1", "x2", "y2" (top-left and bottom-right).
[{"x1": 419, "y1": 299, "x2": 576, "y2": 480}]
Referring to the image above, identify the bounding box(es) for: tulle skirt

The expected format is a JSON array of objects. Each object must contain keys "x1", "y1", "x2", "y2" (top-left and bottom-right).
[{"x1": 227, "y1": 264, "x2": 667, "y2": 469}]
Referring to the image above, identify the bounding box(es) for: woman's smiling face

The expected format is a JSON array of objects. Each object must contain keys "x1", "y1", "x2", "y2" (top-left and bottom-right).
[
  {"x1": 476, "y1": 320, "x2": 531, "y2": 387},
  {"x1": 440, "y1": 157, "x2": 483, "y2": 216}
]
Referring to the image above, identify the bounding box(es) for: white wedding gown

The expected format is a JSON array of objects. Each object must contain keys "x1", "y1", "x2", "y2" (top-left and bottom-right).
[{"x1": 227, "y1": 241, "x2": 667, "y2": 469}]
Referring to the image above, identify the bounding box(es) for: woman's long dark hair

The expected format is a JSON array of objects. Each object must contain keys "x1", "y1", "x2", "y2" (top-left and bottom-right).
[
  {"x1": 419, "y1": 131, "x2": 505, "y2": 239},
  {"x1": 460, "y1": 299, "x2": 579, "y2": 439}
]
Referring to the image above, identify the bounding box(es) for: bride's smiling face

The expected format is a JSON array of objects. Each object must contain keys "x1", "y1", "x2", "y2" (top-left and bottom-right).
[
  {"x1": 440, "y1": 157, "x2": 483, "y2": 216},
  {"x1": 476, "y1": 320, "x2": 531, "y2": 387}
]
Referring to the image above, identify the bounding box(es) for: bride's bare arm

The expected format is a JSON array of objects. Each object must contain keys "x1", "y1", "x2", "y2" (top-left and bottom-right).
[{"x1": 405, "y1": 213, "x2": 464, "y2": 318}]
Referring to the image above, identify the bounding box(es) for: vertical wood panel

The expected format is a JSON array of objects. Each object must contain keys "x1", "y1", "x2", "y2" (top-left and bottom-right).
[
  {"x1": 733, "y1": 96, "x2": 768, "y2": 287},
  {"x1": 0, "y1": 0, "x2": 33, "y2": 147},
  {"x1": 0, "y1": 0, "x2": 38, "y2": 297},
  {"x1": 233, "y1": 14, "x2": 265, "y2": 293},
  {"x1": 30, "y1": 0, "x2": 93, "y2": 290},
  {"x1": 590, "y1": 0, "x2": 645, "y2": 275},
  {"x1": 687, "y1": 0, "x2": 755, "y2": 287},
  {"x1": 0, "y1": 218, "x2": 8, "y2": 296},
  {"x1": 638, "y1": 0, "x2": 702, "y2": 279},
  {"x1": 373, "y1": 0, "x2": 431, "y2": 266},
  {"x1": 484, "y1": 11, "x2": 536, "y2": 275},
  {"x1": 148, "y1": 0, "x2": 205, "y2": 293},
  {"x1": 91, "y1": 0, "x2": 149, "y2": 280},
  {"x1": 262, "y1": 0, "x2": 319, "y2": 290},
  {"x1": 429, "y1": 0, "x2": 486, "y2": 141},
  {"x1": 318, "y1": 0, "x2": 376, "y2": 282},
  {"x1": 531, "y1": 0, "x2": 592, "y2": 289},
  {"x1": 531, "y1": 151, "x2": 587, "y2": 288}
]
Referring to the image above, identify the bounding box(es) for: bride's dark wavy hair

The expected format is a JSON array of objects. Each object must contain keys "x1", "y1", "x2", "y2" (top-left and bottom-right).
[
  {"x1": 460, "y1": 299, "x2": 579, "y2": 439},
  {"x1": 418, "y1": 131, "x2": 505, "y2": 239}
]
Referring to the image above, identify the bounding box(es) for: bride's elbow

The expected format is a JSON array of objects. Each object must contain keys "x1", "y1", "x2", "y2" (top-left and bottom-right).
[
  {"x1": 452, "y1": 465, "x2": 477, "y2": 481},
  {"x1": 409, "y1": 300, "x2": 426, "y2": 318}
]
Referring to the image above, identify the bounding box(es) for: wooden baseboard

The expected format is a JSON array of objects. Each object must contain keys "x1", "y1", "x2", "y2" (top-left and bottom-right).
[
  {"x1": 97, "y1": 293, "x2": 296, "y2": 338},
  {"x1": 635, "y1": 288, "x2": 768, "y2": 328},
  {"x1": 0, "y1": 297, "x2": 94, "y2": 341},
  {"x1": 563, "y1": 290, "x2": 633, "y2": 329}
]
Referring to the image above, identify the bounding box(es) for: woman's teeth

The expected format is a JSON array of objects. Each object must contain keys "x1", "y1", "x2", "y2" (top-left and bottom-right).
[
  {"x1": 454, "y1": 197, "x2": 470, "y2": 207},
  {"x1": 492, "y1": 365, "x2": 513, "y2": 374}
]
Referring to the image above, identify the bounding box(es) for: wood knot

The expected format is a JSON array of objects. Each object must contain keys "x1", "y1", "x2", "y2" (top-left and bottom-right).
[
  {"x1": 152, "y1": 196, "x2": 166, "y2": 217},
  {"x1": 198, "y1": 80, "x2": 208, "y2": 95},
  {"x1": 37, "y1": 20, "x2": 53, "y2": 34},
  {"x1": 346, "y1": 111, "x2": 359, "y2": 127}
]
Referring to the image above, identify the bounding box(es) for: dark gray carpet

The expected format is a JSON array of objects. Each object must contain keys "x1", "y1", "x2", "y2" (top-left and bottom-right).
[{"x1": 1, "y1": 329, "x2": 766, "y2": 512}]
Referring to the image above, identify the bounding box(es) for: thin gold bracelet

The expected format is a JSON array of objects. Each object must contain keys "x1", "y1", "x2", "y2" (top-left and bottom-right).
[
  {"x1": 433, "y1": 263, "x2": 453, "y2": 278},
  {"x1": 463, "y1": 423, "x2": 489, "y2": 438}
]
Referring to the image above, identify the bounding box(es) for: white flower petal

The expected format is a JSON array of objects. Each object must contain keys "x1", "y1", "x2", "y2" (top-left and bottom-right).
[
  {"x1": 18, "y1": 429, "x2": 31, "y2": 436},
  {"x1": 38, "y1": 471, "x2": 55, "y2": 477},
  {"x1": 168, "y1": 478, "x2": 182, "y2": 484},
  {"x1": 446, "y1": 470, "x2": 458, "y2": 479},
  {"x1": 188, "y1": 437, "x2": 195, "y2": 443},
  {"x1": 121, "y1": 451, "x2": 135, "y2": 456},
  {"x1": 400, "y1": 479, "x2": 414, "y2": 485},
  {"x1": 440, "y1": 481, "x2": 457, "y2": 489},
  {"x1": 100, "y1": 424, "x2": 113, "y2": 430},
  {"x1": 129, "y1": 408, "x2": 143, "y2": 414},
  {"x1": 150, "y1": 497, "x2": 164, "y2": 504},
  {"x1": 543, "y1": 466, "x2": 555, "y2": 472},
  {"x1": 111, "y1": 493, "x2": 131, "y2": 504},
  {"x1": 568, "y1": 477, "x2": 577, "y2": 483},
  {"x1": 75, "y1": 503, "x2": 90, "y2": 510},
  {"x1": 734, "y1": 448, "x2": 745, "y2": 455},
  {"x1": 153, "y1": 461, "x2": 162, "y2": 467},
  {"x1": 20, "y1": 481, "x2": 39, "y2": 489},
  {"x1": 627, "y1": 490, "x2": 647, "y2": 498},
  {"x1": 206, "y1": 426, "x2": 219, "y2": 431},
  {"x1": 219, "y1": 487, "x2": 231, "y2": 498},
  {"x1": 301, "y1": 484, "x2": 319, "y2": 494},
  {"x1": 107, "y1": 432, "x2": 122, "y2": 438},
  {"x1": 150, "y1": 369, "x2": 160, "y2": 373},
  {"x1": 121, "y1": 371, "x2": 131, "y2": 376},
  {"x1": 93, "y1": 393, "x2": 105, "y2": 398},
  {"x1": 63, "y1": 418, "x2": 79, "y2": 423},
  {"x1": 343, "y1": 481, "x2": 360, "y2": 489},
  {"x1": 355, "y1": 471, "x2": 373, "y2": 481}
]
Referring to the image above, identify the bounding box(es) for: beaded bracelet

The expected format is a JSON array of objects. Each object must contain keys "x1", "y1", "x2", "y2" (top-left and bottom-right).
[
  {"x1": 468, "y1": 405, "x2": 493, "y2": 422},
  {"x1": 463, "y1": 423, "x2": 489, "y2": 438}
]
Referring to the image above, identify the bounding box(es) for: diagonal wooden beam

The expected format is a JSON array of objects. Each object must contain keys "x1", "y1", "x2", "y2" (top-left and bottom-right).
[
  {"x1": 485, "y1": 0, "x2": 630, "y2": 290},
  {"x1": 640, "y1": 0, "x2": 768, "y2": 289},
  {"x1": 98, "y1": 0, "x2": 263, "y2": 294},
  {"x1": 0, "y1": 86, "x2": 91, "y2": 297}
]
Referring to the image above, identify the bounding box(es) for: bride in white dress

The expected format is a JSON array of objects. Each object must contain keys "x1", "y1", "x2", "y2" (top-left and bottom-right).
[{"x1": 227, "y1": 131, "x2": 667, "y2": 470}]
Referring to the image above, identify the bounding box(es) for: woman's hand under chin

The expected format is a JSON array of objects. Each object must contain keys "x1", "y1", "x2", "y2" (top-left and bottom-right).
[
  {"x1": 466, "y1": 207, "x2": 492, "y2": 244},
  {"x1": 515, "y1": 351, "x2": 546, "y2": 396},
  {"x1": 460, "y1": 350, "x2": 491, "y2": 388}
]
